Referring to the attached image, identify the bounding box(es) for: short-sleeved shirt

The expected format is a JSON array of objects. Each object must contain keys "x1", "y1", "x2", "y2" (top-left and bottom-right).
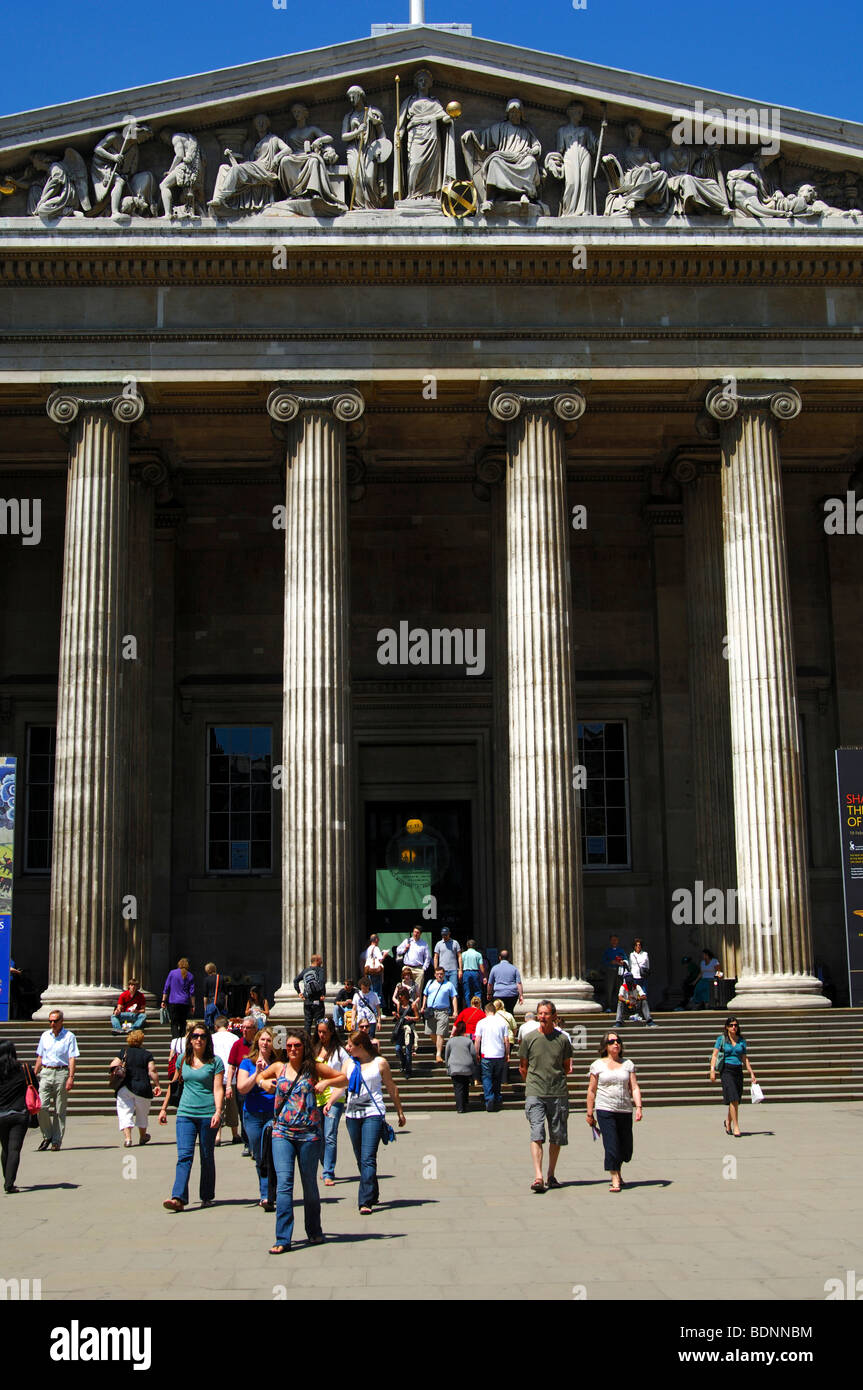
[
  {"x1": 461, "y1": 948, "x2": 483, "y2": 973},
  {"x1": 119, "y1": 1046, "x2": 154, "y2": 1099},
  {"x1": 273, "y1": 1070, "x2": 322, "y2": 1141},
  {"x1": 352, "y1": 990, "x2": 380, "y2": 1024},
  {"x1": 238, "y1": 1056, "x2": 276, "y2": 1115},
  {"x1": 211, "y1": 1029, "x2": 236, "y2": 1070},
  {"x1": 589, "y1": 1057, "x2": 636, "y2": 1113},
  {"x1": 36, "y1": 1028, "x2": 80, "y2": 1068},
  {"x1": 474, "y1": 1013, "x2": 510, "y2": 1058},
  {"x1": 176, "y1": 1056, "x2": 224, "y2": 1118},
  {"x1": 117, "y1": 989, "x2": 146, "y2": 1014},
  {"x1": 424, "y1": 979, "x2": 457, "y2": 1012},
  {"x1": 487, "y1": 961, "x2": 521, "y2": 997},
  {"x1": 715, "y1": 1036, "x2": 747, "y2": 1067},
  {"x1": 519, "y1": 1028, "x2": 573, "y2": 1098},
  {"x1": 434, "y1": 938, "x2": 461, "y2": 972},
  {"x1": 227, "y1": 1038, "x2": 250, "y2": 1070}
]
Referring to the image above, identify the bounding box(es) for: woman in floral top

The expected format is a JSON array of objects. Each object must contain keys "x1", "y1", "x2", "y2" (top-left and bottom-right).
[{"x1": 257, "y1": 1029, "x2": 347, "y2": 1254}]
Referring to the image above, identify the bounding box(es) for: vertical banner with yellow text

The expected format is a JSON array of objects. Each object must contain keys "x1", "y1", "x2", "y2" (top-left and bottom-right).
[
  {"x1": 0, "y1": 756, "x2": 16, "y2": 1022},
  {"x1": 835, "y1": 748, "x2": 863, "y2": 1007}
]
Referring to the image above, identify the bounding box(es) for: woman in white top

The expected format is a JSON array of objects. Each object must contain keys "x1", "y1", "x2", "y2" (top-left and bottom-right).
[
  {"x1": 691, "y1": 948, "x2": 722, "y2": 1009},
  {"x1": 315, "y1": 1017, "x2": 352, "y2": 1186},
  {"x1": 628, "y1": 938, "x2": 650, "y2": 994},
  {"x1": 344, "y1": 1030, "x2": 406, "y2": 1214},
  {"x1": 586, "y1": 1031, "x2": 643, "y2": 1193}
]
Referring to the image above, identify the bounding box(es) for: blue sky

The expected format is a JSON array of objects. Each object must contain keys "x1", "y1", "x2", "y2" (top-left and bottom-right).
[{"x1": 4, "y1": 0, "x2": 862, "y2": 122}]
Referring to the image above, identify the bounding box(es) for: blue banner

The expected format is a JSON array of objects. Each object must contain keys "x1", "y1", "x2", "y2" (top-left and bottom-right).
[{"x1": 0, "y1": 756, "x2": 16, "y2": 1023}]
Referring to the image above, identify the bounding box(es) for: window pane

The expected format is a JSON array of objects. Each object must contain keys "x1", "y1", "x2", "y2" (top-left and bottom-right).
[
  {"x1": 209, "y1": 841, "x2": 229, "y2": 871},
  {"x1": 209, "y1": 755, "x2": 229, "y2": 784},
  {"x1": 230, "y1": 785, "x2": 250, "y2": 814},
  {"x1": 251, "y1": 841, "x2": 271, "y2": 870},
  {"x1": 210, "y1": 784, "x2": 229, "y2": 814}
]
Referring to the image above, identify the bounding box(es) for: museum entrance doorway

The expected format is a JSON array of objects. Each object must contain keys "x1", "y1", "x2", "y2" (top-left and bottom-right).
[{"x1": 363, "y1": 800, "x2": 473, "y2": 1002}]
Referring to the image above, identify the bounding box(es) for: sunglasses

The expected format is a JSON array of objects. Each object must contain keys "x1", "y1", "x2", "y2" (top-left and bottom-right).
[
  {"x1": 285, "y1": 1042, "x2": 304, "y2": 1050},
  {"x1": 608, "y1": 1039, "x2": 621, "y2": 1045},
  {"x1": 190, "y1": 1033, "x2": 208, "y2": 1040}
]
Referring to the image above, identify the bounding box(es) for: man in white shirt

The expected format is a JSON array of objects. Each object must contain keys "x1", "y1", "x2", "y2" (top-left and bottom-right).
[
  {"x1": 211, "y1": 1016, "x2": 242, "y2": 1145},
  {"x1": 395, "y1": 925, "x2": 431, "y2": 994},
  {"x1": 517, "y1": 1011, "x2": 540, "y2": 1043},
  {"x1": 474, "y1": 1000, "x2": 510, "y2": 1112},
  {"x1": 34, "y1": 1010, "x2": 79, "y2": 1150},
  {"x1": 352, "y1": 978, "x2": 382, "y2": 1038}
]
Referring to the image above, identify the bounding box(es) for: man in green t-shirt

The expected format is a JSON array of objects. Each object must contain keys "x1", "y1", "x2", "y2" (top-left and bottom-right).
[{"x1": 518, "y1": 1000, "x2": 572, "y2": 1194}]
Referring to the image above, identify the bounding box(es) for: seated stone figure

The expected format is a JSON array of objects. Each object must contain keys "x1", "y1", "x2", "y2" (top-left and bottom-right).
[
  {"x1": 461, "y1": 98, "x2": 544, "y2": 213},
  {"x1": 660, "y1": 138, "x2": 731, "y2": 216},
  {"x1": 277, "y1": 103, "x2": 346, "y2": 214},
  {"x1": 603, "y1": 120, "x2": 670, "y2": 216},
  {"x1": 27, "y1": 148, "x2": 91, "y2": 219},
  {"x1": 210, "y1": 113, "x2": 292, "y2": 217}
]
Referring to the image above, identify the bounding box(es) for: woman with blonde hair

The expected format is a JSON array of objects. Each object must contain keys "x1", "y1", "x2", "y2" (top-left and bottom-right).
[
  {"x1": 161, "y1": 956, "x2": 196, "y2": 1038},
  {"x1": 257, "y1": 1030, "x2": 347, "y2": 1254},
  {"x1": 236, "y1": 1025, "x2": 283, "y2": 1206},
  {"x1": 110, "y1": 1029, "x2": 161, "y2": 1148},
  {"x1": 493, "y1": 996, "x2": 517, "y2": 1042}
]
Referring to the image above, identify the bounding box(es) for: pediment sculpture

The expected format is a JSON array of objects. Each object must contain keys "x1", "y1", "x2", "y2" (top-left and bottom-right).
[{"x1": 1, "y1": 73, "x2": 861, "y2": 228}]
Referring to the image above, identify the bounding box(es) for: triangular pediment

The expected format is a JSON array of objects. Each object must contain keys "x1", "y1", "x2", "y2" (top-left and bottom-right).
[{"x1": 1, "y1": 28, "x2": 861, "y2": 224}]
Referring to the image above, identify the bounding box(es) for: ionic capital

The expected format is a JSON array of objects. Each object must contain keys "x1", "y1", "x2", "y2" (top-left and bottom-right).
[
  {"x1": 704, "y1": 382, "x2": 802, "y2": 425},
  {"x1": 266, "y1": 385, "x2": 365, "y2": 427},
  {"x1": 46, "y1": 385, "x2": 146, "y2": 429},
  {"x1": 488, "y1": 383, "x2": 586, "y2": 425}
]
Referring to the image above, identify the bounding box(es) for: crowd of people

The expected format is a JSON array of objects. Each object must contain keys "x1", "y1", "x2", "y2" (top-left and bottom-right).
[{"x1": 0, "y1": 932, "x2": 761, "y2": 1228}]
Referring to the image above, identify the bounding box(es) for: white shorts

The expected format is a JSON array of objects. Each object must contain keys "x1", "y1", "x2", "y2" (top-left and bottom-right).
[{"x1": 116, "y1": 1087, "x2": 151, "y2": 1130}]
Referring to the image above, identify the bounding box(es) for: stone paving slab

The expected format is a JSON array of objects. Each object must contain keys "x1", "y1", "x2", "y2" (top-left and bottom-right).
[{"x1": 1, "y1": 1102, "x2": 861, "y2": 1301}]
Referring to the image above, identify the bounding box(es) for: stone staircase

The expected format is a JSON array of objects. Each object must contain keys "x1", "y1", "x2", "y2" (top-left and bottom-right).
[{"x1": 3, "y1": 1008, "x2": 861, "y2": 1114}]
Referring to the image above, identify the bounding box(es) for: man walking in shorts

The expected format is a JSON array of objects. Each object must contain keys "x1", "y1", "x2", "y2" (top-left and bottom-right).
[{"x1": 518, "y1": 999, "x2": 572, "y2": 1193}]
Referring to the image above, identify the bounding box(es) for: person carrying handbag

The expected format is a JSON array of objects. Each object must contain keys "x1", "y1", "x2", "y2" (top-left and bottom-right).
[
  {"x1": 343, "y1": 1030, "x2": 406, "y2": 1214},
  {"x1": 0, "y1": 1041, "x2": 31, "y2": 1193},
  {"x1": 710, "y1": 1016, "x2": 757, "y2": 1138}
]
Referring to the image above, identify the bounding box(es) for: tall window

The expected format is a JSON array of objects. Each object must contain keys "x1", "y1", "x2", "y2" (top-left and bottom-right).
[
  {"x1": 25, "y1": 725, "x2": 56, "y2": 872},
  {"x1": 578, "y1": 720, "x2": 631, "y2": 869},
  {"x1": 207, "y1": 726, "x2": 273, "y2": 873}
]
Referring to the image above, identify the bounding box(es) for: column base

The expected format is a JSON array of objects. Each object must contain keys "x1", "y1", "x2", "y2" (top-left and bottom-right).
[
  {"x1": 267, "y1": 985, "x2": 308, "y2": 1023},
  {"x1": 730, "y1": 973, "x2": 831, "y2": 1010},
  {"x1": 34, "y1": 984, "x2": 124, "y2": 1021},
  {"x1": 518, "y1": 978, "x2": 603, "y2": 1015}
]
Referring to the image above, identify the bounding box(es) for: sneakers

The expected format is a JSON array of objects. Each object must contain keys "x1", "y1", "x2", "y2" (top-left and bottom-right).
[{"x1": 646, "y1": 1021, "x2": 658, "y2": 1028}]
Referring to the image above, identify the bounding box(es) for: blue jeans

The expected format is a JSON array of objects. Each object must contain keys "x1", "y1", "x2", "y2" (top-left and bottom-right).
[
  {"x1": 111, "y1": 1012, "x2": 146, "y2": 1032},
  {"x1": 462, "y1": 971, "x2": 482, "y2": 1007},
  {"x1": 272, "y1": 1131, "x2": 323, "y2": 1247},
  {"x1": 481, "y1": 1057, "x2": 507, "y2": 1110},
  {"x1": 443, "y1": 970, "x2": 459, "y2": 995},
  {"x1": 243, "y1": 1107, "x2": 272, "y2": 1200},
  {"x1": 320, "y1": 1103, "x2": 345, "y2": 1181},
  {"x1": 172, "y1": 1114, "x2": 217, "y2": 1204},
  {"x1": 345, "y1": 1114, "x2": 383, "y2": 1209},
  {"x1": 333, "y1": 1004, "x2": 347, "y2": 1030}
]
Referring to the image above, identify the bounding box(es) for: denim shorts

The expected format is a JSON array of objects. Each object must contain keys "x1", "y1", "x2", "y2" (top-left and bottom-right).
[{"x1": 525, "y1": 1095, "x2": 569, "y2": 1145}]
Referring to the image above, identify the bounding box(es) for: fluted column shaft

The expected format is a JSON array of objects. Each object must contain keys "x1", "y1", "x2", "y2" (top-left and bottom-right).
[
  {"x1": 706, "y1": 384, "x2": 828, "y2": 1007},
  {"x1": 37, "y1": 387, "x2": 145, "y2": 1018},
  {"x1": 681, "y1": 467, "x2": 738, "y2": 977},
  {"x1": 490, "y1": 385, "x2": 599, "y2": 1010},
  {"x1": 267, "y1": 386, "x2": 364, "y2": 1018}
]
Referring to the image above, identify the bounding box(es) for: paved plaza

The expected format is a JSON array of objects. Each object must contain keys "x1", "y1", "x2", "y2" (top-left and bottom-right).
[{"x1": 3, "y1": 1101, "x2": 861, "y2": 1301}]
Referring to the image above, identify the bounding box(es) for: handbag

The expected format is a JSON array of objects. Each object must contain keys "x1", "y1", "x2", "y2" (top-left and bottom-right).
[
  {"x1": 714, "y1": 1040, "x2": 725, "y2": 1075},
  {"x1": 359, "y1": 1071, "x2": 396, "y2": 1146},
  {"x1": 159, "y1": 1006, "x2": 170, "y2": 1025},
  {"x1": 750, "y1": 1081, "x2": 765, "y2": 1104},
  {"x1": 23, "y1": 1063, "x2": 41, "y2": 1124},
  {"x1": 109, "y1": 1048, "x2": 127, "y2": 1092}
]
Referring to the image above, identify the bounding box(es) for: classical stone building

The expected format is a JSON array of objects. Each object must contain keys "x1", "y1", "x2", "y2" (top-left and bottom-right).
[{"x1": 1, "y1": 26, "x2": 860, "y2": 1017}]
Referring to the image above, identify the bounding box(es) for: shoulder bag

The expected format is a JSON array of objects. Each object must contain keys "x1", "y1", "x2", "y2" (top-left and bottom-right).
[
  {"x1": 360, "y1": 1069, "x2": 397, "y2": 1146},
  {"x1": 23, "y1": 1063, "x2": 42, "y2": 1126},
  {"x1": 714, "y1": 1039, "x2": 725, "y2": 1074}
]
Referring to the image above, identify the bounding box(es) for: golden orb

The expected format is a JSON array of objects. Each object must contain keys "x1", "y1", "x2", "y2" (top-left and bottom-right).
[
  {"x1": 406, "y1": 818, "x2": 423, "y2": 835},
  {"x1": 400, "y1": 848, "x2": 417, "y2": 865},
  {"x1": 446, "y1": 101, "x2": 462, "y2": 119}
]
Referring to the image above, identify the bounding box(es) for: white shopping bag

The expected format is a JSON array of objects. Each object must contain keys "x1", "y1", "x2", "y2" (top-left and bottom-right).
[{"x1": 750, "y1": 1081, "x2": 765, "y2": 1104}]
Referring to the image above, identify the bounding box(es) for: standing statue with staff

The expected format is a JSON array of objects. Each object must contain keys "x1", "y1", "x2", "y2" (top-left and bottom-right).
[{"x1": 342, "y1": 85, "x2": 391, "y2": 210}]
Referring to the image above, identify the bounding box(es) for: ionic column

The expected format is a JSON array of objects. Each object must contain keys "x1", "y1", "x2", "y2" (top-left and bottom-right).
[
  {"x1": 489, "y1": 385, "x2": 599, "y2": 1011},
  {"x1": 267, "y1": 385, "x2": 364, "y2": 1019},
  {"x1": 37, "y1": 385, "x2": 145, "y2": 1018},
  {"x1": 676, "y1": 460, "x2": 739, "y2": 979},
  {"x1": 705, "y1": 383, "x2": 829, "y2": 1007}
]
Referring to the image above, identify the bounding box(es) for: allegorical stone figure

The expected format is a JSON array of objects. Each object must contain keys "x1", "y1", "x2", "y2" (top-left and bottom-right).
[
  {"x1": 461, "y1": 98, "x2": 543, "y2": 212},
  {"x1": 396, "y1": 68, "x2": 456, "y2": 199},
  {"x1": 342, "y1": 85, "x2": 391, "y2": 209},
  {"x1": 603, "y1": 120, "x2": 671, "y2": 217},
  {"x1": 159, "y1": 131, "x2": 204, "y2": 217},
  {"x1": 28, "y1": 148, "x2": 91, "y2": 219},
  {"x1": 544, "y1": 102, "x2": 597, "y2": 215},
  {"x1": 209, "y1": 113, "x2": 292, "y2": 216},
  {"x1": 659, "y1": 134, "x2": 730, "y2": 216},
  {"x1": 280, "y1": 102, "x2": 346, "y2": 213},
  {"x1": 91, "y1": 121, "x2": 155, "y2": 217}
]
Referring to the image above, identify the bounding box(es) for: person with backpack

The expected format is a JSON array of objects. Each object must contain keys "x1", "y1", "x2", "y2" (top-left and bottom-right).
[
  {"x1": 293, "y1": 954, "x2": 326, "y2": 1035},
  {"x1": 202, "y1": 963, "x2": 227, "y2": 1031}
]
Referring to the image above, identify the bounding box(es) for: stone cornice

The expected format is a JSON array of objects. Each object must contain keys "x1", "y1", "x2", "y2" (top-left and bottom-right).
[{"x1": 4, "y1": 238, "x2": 863, "y2": 287}]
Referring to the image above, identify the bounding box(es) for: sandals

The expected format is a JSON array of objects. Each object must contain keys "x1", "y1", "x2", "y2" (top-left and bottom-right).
[
  {"x1": 360, "y1": 1205, "x2": 373, "y2": 1215},
  {"x1": 609, "y1": 1182, "x2": 622, "y2": 1193},
  {"x1": 268, "y1": 1244, "x2": 290, "y2": 1255},
  {"x1": 724, "y1": 1120, "x2": 732, "y2": 1134},
  {"x1": 163, "y1": 1198, "x2": 184, "y2": 1212},
  {"x1": 530, "y1": 1179, "x2": 546, "y2": 1194},
  {"x1": 323, "y1": 1178, "x2": 336, "y2": 1187}
]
